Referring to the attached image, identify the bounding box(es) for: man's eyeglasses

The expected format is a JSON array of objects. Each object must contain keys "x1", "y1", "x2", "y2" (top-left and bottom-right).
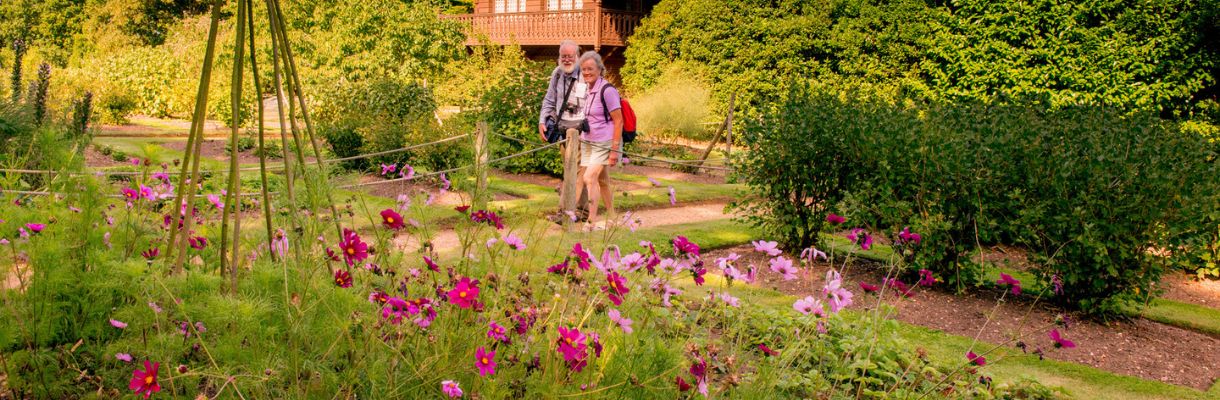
[{"x1": 559, "y1": 54, "x2": 577, "y2": 60}]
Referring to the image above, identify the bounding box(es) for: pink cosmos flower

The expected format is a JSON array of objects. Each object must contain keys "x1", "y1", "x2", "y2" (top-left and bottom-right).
[
  {"x1": 25, "y1": 223, "x2": 44, "y2": 233},
  {"x1": 338, "y1": 228, "x2": 369, "y2": 267},
  {"x1": 270, "y1": 229, "x2": 288, "y2": 258},
  {"x1": 690, "y1": 263, "x2": 707, "y2": 286},
  {"x1": 822, "y1": 271, "x2": 853, "y2": 313},
  {"x1": 800, "y1": 247, "x2": 828, "y2": 264},
  {"x1": 488, "y1": 321, "x2": 509, "y2": 343},
  {"x1": 1049, "y1": 329, "x2": 1076, "y2": 349},
  {"x1": 129, "y1": 360, "x2": 162, "y2": 398},
  {"x1": 966, "y1": 351, "x2": 986, "y2": 366},
  {"x1": 668, "y1": 186, "x2": 676, "y2": 205},
  {"x1": 148, "y1": 302, "x2": 162, "y2": 313},
  {"x1": 380, "y1": 163, "x2": 397, "y2": 176},
  {"x1": 441, "y1": 380, "x2": 463, "y2": 398},
  {"x1": 447, "y1": 277, "x2": 480, "y2": 309},
  {"x1": 752, "y1": 240, "x2": 781, "y2": 256},
  {"x1": 440, "y1": 173, "x2": 451, "y2": 191},
  {"x1": 648, "y1": 177, "x2": 660, "y2": 187},
  {"x1": 719, "y1": 292, "x2": 741, "y2": 307},
  {"x1": 793, "y1": 296, "x2": 824, "y2": 316},
  {"x1": 607, "y1": 309, "x2": 633, "y2": 334},
  {"x1": 400, "y1": 165, "x2": 415, "y2": 180},
  {"x1": 715, "y1": 253, "x2": 740, "y2": 270},
  {"x1": 826, "y1": 213, "x2": 846, "y2": 225},
  {"x1": 769, "y1": 256, "x2": 798, "y2": 281},
  {"x1": 602, "y1": 271, "x2": 630, "y2": 305},
  {"x1": 475, "y1": 347, "x2": 496, "y2": 376},
  {"x1": 207, "y1": 194, "x2": 224, "y2": 210},
  {"x1": 110, "y1": 319, "x2": 128, "y2": 329},
  {"x1": 139, "y1": 185, "x2": 154, "y2": 201},
  {"x1": 380, "y1": 209, "x2": 405, "y2": 230},
  {"x1": 116, "y1": 353, "x2": 133, "y2": 363},
  {"x1": 502, "y1": 234, "x2": 526, "y2": 250},
  {"x1": 396, "y1": 194, "x2": 412, "y2": 212},
  {"x1": 1051, "y1": 274, "x2": 1064, "y2": 295},
  {"x1": 997, "y1": 273, "x2": 1022, "y2": 295},
  {"x1": 333, "y1": 269, "x2": 353, "y2": 288}
]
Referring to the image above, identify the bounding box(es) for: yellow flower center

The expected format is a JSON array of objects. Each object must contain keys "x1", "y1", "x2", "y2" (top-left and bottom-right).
[
  {"x1": 145, "y1": 376, "x2": 154, "y2": 385},
  {"x1": 347, "y1": 248, "x2": 355, "y2": 255},
  {"x1": 481, "y1": 357, "x2": 489, "y2": 364},
  {"x1": 387, "y1": 217, "x2": 395, "y2": 223},
  {"x1": 459, "y1": 291, "x2": 467, "y2": 298}
]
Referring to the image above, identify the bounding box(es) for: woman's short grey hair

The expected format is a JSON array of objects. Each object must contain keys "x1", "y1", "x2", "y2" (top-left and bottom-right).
[{"x1": 578, "y1": 51, "x2": 605, "y2": 76}]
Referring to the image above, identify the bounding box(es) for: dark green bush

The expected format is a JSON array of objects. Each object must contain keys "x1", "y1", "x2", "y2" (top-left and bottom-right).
[
  {"x1": 735, "y1": 83, "x2": 1220, "y2": 315},
  {"x1": 96, "y1": 91, "x2": 137, "y2": 125},
  {"x1": 463, "y1": 57, "x2": 560, "y2": 175},
  {"x1": 315, "y1": 77, "x2": 471, "y2": 173}
]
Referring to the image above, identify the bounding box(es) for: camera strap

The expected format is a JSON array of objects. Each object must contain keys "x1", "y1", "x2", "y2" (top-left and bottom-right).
[{"x1": 557, "y1": 75, "x2": 576, "y2": 119}]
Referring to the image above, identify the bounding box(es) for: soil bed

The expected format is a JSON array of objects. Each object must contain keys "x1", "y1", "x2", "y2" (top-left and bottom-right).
[{"x1": 705, "y1": 245, "x2": 1220, "y2": 390}]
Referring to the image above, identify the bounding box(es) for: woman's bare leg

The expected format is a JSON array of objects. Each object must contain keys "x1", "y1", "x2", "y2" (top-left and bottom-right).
[{"x1": 583, "y1": 164, "x2": 604, "y2": 225}]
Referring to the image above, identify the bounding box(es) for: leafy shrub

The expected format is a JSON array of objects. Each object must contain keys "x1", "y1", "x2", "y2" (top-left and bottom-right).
[
  {"x1": 224, "y1": 135, "x2": 256, "y2": 153},
  {"x1": 463, "y1": 55, "x2": 559, "y2": 175},
  {"x1": 735, "y1": 83, "x2": 1220, "y2": 315},
  {"x1": 315, "y1": 77, "x2": 451, "y2": 171},
  {"x1": 95, "y1": 90, "x2": 137, "y2": 125}
]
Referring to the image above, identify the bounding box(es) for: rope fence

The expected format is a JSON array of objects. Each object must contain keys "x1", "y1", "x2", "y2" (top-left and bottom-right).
[
  {"x1": 0, "y1": 133, "x2": 469, "y2": 177},
  {"x1": 0, "y1": 137, "x2": 560, "y2": 197},
  {"x1": 489, "y1": 132, "x2": 734, "y2": 172}
]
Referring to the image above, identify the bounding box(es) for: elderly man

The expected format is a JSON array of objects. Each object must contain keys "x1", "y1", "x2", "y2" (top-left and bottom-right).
[{"x1": 539, "y1": 40, "x2": 588, "y2": 223}]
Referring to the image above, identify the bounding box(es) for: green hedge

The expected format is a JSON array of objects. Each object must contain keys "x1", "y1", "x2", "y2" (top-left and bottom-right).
[{"x1": 734, "y1": 83, "x2": 1220, "y2": 316}]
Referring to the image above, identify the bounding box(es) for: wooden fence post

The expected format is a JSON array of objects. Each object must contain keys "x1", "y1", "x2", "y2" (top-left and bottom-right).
[
  {"x1": 697, "y1": 92, "x2": 735, "y2": 173},
  {"x1": 474, "y1": 122, "x2": 490, "y2": 210},
  {"x1": 560, "y1": 130, "x2": 581, "y2": 223}
]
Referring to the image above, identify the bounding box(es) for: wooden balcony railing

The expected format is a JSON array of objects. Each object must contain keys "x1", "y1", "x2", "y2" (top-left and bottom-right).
[{"x1": 444, "y1": 9, "x2": 644, "y2": 48}]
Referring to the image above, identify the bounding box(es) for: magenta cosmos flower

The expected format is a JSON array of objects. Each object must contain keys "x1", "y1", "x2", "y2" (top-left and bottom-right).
[
  {"x1": 129, "y1": 360, "x2": 162, "y2": 398},
  {"x1": 1049, "y1": 329, "x2": 1076, "y2": 349},
  {"x1": 826, "y1": 213, "x2": 846, "y2": 225},
  {"x1": 897, "y1": 226, "x2": 922, "y2": 244},
  {"x1": 672, "y1": 235, "x2": 700, "y2": 256},
  {"x1": 475, "y1": 347, "x2": 496, "y2": 376},
  {"x1": 917, "y1": 269, "x2": 937, "y2": 287},
  {"x1": 447, "y1": 277, "x2": 480, "y2": 309},
  {"x1": 338, "y1": 228, "x2": 368, "y2": 267},
  {"x1": 121, "y1": 187, "x2": 139, "y2": 201},
  {"x1": 441, "y1": 380, "x2": 463, "y2": 398},
  {"x1": 380, "y1": 209, "x2": 405, "y2": 230},
  {"x1": 846, "y1": 228, "x2": 873, "y2": 250},
  {"x1": 488, "y1": 321, "x2": 509, "y2": 343},
  {"x1": 996, "y1": 273, "x2": 1022, "y2": 295},
  {"x1": 110, "y1": 319, "x2": 128, "y2": 329},
  {"x1": 333, "y1": 269, "x2": 353, "y2": 288},
  {"x1": 556, "y1": 326, "x2": 588, "y2": 362},
  {"x1": 966, "y1": 351, "x2": 986, "y2": 366},
  {"x1": 140, "y1": 247, "x2": 159, "y2": 261},
  {"x1": 758, "y1": 343, "x2": 779, "y2": 357},
  {"x1": 602, "y1": 271, "x2": 630, "y2": 305}
]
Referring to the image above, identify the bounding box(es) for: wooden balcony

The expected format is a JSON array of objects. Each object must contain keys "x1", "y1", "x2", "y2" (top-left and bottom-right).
[{"x1": 444, "y1": 9, "x2": 644, "y2": 49}]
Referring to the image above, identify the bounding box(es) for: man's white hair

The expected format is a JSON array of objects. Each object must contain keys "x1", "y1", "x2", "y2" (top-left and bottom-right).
[{"x1": 559, "y1": 40, "x2": 580, "y2": 54}]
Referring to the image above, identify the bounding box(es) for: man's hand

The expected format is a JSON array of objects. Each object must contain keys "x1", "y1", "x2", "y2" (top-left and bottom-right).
[{"x1": 539, "y1": 124, "x2": 547, "y2": 142}]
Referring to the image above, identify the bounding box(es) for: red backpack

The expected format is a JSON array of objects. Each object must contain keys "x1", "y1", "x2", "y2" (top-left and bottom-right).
[{"x1": 600, "y1": 85, "x2": 638, "y2": 143}]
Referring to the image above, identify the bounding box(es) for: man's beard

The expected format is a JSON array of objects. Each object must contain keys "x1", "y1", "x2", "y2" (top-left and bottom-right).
[{"x1": 560, "y1": 63, "x2": 575, "y2": 74}]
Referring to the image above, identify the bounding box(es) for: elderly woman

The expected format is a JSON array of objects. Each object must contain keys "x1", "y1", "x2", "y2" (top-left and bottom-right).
[{"x1": 576, "y1": 51, "x2": 623, "y2": 230}]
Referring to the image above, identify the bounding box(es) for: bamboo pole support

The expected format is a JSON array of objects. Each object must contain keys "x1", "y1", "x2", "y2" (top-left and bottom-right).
[{"x1": 474, "y1": 122, "x2": 490, "y2": 210}]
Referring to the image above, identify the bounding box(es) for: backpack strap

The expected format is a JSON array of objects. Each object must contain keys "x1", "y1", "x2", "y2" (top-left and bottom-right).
[
  {"x1": 600, "y1": 83, "x2": 615, "y2": 123},
  {"x1": 557, "y1": 75, "x2": 576, "y2": 119}
]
